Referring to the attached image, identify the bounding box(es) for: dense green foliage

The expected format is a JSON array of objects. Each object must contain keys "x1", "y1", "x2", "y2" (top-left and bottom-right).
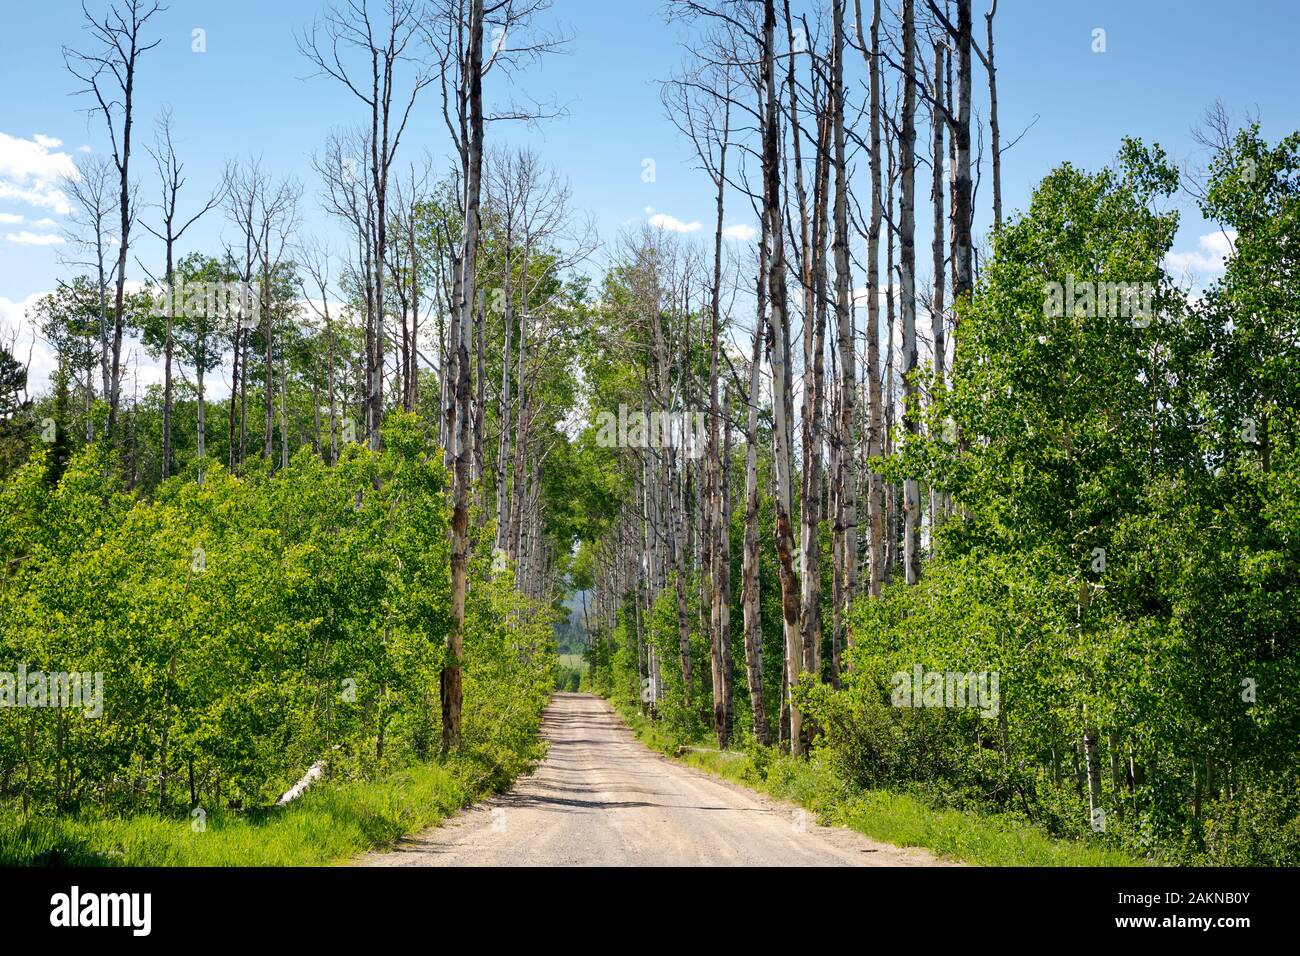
[
  {"x1": 0, "y1": 412, "x2": 555, "y2": 839},
  {"x1": 804, "y1": 133, "x2": 1300, "y2": 864}
]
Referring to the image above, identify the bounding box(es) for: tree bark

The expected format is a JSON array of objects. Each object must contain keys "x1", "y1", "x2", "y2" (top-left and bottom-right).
[
  {"x1": 952, "y1": 0, "x2": 974, "y2": 303},
  {"x1": 855, "y1": 0, "x2": 886, "y2": 600},
  {"x1": 742, "y1": 243, "x2": 770, "y2": 744},
  {"x1": 832, "y1": 0, "x2": 857, "y2": 673},
  {"x1": 762, "y1": 0, "x2": 805, "y2": 756},
  {"x1": 899, "y1": 0, "x2": 922, "y2": 586},
  {"x1": 443, "y1": 0, "x2": 485, "y2": 756},
  {"x1": 985, "y1": 0, "x2": 1002, "y2": 231}
]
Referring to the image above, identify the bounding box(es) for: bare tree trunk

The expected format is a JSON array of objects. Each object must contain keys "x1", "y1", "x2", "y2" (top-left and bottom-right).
[
  {"x1": 443, "y1": 0, "x2": 485, "y2": 756},
  {"x1": 196, "y1": 347, "x2": 207, "y2": 485},
  {"x1": 985, "y1": 0, "x2": 1002, "y2": 231},
  {"x1": 929, "y1": 39, "x2": 947, "y2": 532},
  {"x1": 785, "y1": 0, "x2": 826, "y2": 701},
  {"x1": 65, "y1": 1, "x2": 161, "y2": 435},
  {"x1": 229, "y1": 226, "x2": 253, "y2": 472},
  {"x1": 708, "y1": 326, "x2": 725, "y2": 745},
  {"x1": 506, "y1": 275, "x2": 529, "y2": 556},
  {"x1": 899, "y1": 0, "x2": 921, "y2": 586},
  {"x1": 494, "y1": 271, "x2": 513, "y2": 550},
  {"x1": 708, "y1": 104, "x2": 730, "y2": 746},
  {"x1": 931, "y1": 39, "x2": 946, "y2": 383},
  {"x1": 162, "y1": 248, "x2": 173, "y2": 479},
  {"x1": 762, "y1": 0, "x2": 804, "y2": 756},
  {"x1": 633, "y1": 540, "x2": 646, "y2": 715},
  {"x1": 884, "y1": 75, "x2": 900, "y2": 587},
  {"x1": 669, "y1": 296, "x2": 693, "y2": 700},
  {"x1": 641, "y1": 443, "x2": 658, "y2": 710},
  {"x1": 1083, "y1": 710, "x2": 1104, "y2": 829},
  {"x1": 279, "y1": 350, "x2": 290, "y2": 471},
  {"x1": 473, "y1": 288, "x2": 486, "y2": 503},
  {"x1": 857, "y1": 0, "x2": 886, "y2": 600},
  {"x1": 326, "y1": 305, "x2": 338, "y2": 464},
  {"x1": 443, "y1": 253, "x2": 461, "y2": 470},
  {"x1": 407, "y1": 218, "x2": 421, "y2": 411},
  {"x1": 228, "y1": 324, "x2": 240, "y2": 470},
  {"x1": 743, "y1": 257, "x2": 769, "y2": 743},
  {"x1": 263, "y1": 246, "x2": 275, "y2": 464},
  {"x1": 802, "y1": 117, "x2": 830, "y2": 685},
  {"x1": 363, "y1": 200, "x2": 379, "y2": 448},
  {"x1": 239, "y1": 320, "x2": 250, "y2": 466},
  {"x1": 673, "y1": 461, "x2": 693, "y2": 704},
  {"x1": 719, "y1": 400, "x2": 734, "y2": 744},
  {"x1": 948, "y1": 0, "x2": 975, "y2": 303},
  {"x1": 832, "y1": 0, "x2": 857, "y2": 674}
]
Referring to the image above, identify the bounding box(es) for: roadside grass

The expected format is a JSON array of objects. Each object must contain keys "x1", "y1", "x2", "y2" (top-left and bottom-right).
[
  {"x1": 0, "y1": 755, "x2": 525, "y2": 867},
  {"x1": 608, "y1": 697, "x2": 1143, "y2": 867}
]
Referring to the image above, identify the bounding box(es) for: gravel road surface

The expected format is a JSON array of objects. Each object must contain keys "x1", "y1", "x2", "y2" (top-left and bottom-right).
[{"x1": 357, "y1": 692, "x2": 953, "y2": 867}]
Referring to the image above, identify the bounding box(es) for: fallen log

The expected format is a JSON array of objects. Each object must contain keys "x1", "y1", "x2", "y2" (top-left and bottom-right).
[{"x1": 276, "y1": 760, "x2": 326, "y2": 806}]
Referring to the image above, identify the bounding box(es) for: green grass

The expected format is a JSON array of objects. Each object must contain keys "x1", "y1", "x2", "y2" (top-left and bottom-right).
[
  {"x1": 557, "y1": 653, "x2": 588, "y2": 672},
  {"x1": 0, "y1": 759, "x2": 497, "y2": 867},
  {"x1": 821, "y1": 789, "x2": 1140, "y2": 866},
  {"x1": 608, "y1": 697, "x2": 1143, "y2": 867}
]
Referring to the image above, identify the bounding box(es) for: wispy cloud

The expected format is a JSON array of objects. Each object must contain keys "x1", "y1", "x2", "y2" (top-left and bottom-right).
[
  {"x1": 1165, "y1": 229, "x2": 1237, "y2": 279},
  {"x1": 6, "y1": 230, "x2": 64, "y2": 246}
]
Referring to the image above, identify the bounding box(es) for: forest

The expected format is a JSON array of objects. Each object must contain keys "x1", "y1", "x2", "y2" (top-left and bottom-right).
[{"x1": 0, "y1": 0, "x2": 1296, "y2": 868}]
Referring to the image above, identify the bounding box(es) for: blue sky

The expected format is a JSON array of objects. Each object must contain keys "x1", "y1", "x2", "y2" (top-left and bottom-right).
[{"x1": 1, "y1": 0, "x2": 1297, "y2": 389}]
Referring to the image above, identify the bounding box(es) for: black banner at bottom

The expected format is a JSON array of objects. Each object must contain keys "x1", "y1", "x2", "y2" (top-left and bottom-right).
[{"x1": 0, "y1": 865, "x2": 1286, "y2": 942}]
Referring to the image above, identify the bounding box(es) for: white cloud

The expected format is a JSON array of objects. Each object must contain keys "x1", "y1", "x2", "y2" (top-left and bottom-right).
[
  {"x1": 77, "y1": 145, "x2": 93, "y2": 154},
  {"x1": 0, "y1": 290, "x2": 167, "y2": 398},
  {"x1": 31, "y1": 218, "x2": 56, "y2": 228},
  {"x1": 1164, "y1": 229, "x2": 1237, "y2": 278},
  {"x1": 722, "y1": 223, "x2": 757, "y2": 242},
  {"x1": 5, "y1": 230, "x2": 64, "y2": 246},
  {"x1": 0, "y1": 132, "x2": 78, "y2": 215},
  {"x1": 0, "y1": 213, "x2": 22, "y2": 224},
  {"x1": 0, "y1": 183, "x2": 72, "y2": 214},
  {"x1": 0, "y1": 292, "x2": 57, "y2": 394},
  {"x1": 647, "y1": 210, "x2": 702, "y2": 234}
]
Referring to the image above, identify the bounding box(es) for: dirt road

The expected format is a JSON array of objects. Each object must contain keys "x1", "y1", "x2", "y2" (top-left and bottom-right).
[{"x1": 357, "y1": 692, "x2": 951, "y2": 867}]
